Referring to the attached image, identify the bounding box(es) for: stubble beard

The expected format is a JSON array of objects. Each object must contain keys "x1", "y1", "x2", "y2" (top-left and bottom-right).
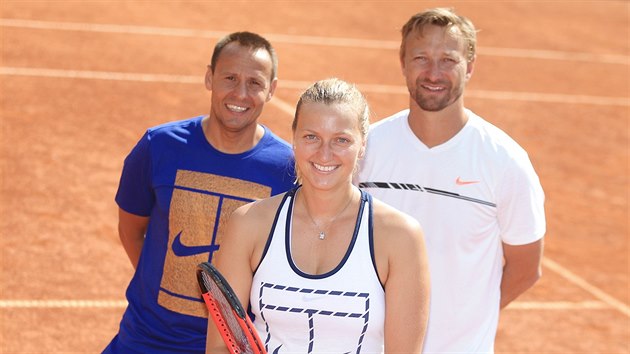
[{"x1": 411, "y1": 79, "x2": 465, "y2": 112}]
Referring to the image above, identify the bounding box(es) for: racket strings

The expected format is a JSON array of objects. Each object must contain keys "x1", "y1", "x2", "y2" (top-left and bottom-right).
[{"x1": 201, "y1": 271, "x2": 254, "y2": 354}]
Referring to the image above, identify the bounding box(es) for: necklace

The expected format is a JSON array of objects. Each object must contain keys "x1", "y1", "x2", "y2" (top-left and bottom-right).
[{"x1": 301, "y1": 189, "x2": 354, "y2": 240}]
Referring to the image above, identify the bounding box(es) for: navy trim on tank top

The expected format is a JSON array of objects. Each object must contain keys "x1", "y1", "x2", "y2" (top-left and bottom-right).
[
  {"x1": 283, "y1": 186, "x2": 368, "y2": 279},
  {"x1": 253, "y1": 189, "x2": 295, "y2": 274},
  {"x1": 364, "y1": 192, "x2": 385, "y2": 290}
]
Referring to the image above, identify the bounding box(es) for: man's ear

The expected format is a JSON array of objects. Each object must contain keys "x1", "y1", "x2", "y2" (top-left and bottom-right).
[
  {"x1": 205, "y1": 65, "x2": 213, "y2": 91},
  {"x1": 400, "y1": 54, "x2": 406, "y2": 75},
  {"x1": 465, "y1": 56, "x2": 475, "y2": 81},
  {"x1": 266, "y1": 78, "x2": 278, "y2": 102},
  {"x1": 399, "y1": 41, "x2": 408, "y2": 73}
]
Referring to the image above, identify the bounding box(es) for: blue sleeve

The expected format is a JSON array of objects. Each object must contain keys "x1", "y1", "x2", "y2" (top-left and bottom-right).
[{"x1": 115, "y1": 131, "x2": 154, "y2": 216}]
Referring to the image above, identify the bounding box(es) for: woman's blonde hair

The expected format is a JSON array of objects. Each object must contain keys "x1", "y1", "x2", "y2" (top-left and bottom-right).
[{"x1": 292, "y1": 78, "x2": 369, "y2": 138}]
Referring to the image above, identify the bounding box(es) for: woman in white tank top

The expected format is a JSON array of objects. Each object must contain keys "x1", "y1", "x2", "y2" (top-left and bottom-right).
[{"x1": 206, "y1": 78, "x2": 430, "y2": 353}]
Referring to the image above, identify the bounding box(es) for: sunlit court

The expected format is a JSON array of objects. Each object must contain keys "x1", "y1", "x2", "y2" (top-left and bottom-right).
[{"x1": 1, "y1": 1, "x2": 628, "y2": 353}]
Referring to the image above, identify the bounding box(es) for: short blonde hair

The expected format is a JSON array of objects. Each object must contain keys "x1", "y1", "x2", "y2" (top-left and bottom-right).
[{"x1": 400, "y1": 8, "x2": 477, "y2": 62}]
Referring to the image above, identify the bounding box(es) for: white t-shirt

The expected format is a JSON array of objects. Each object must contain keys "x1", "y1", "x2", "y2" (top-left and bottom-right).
[{"x1": 357, "y1": 109, "x2": 546, "y2": 353}]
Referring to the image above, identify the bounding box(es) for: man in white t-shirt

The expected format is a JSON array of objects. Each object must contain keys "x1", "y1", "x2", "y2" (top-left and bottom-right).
[{"x1": 357, "y1": 8, "x2": 546, "y2": 353}]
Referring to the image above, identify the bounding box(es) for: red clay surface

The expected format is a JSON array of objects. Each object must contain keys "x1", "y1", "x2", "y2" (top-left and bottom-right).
[{"x1": 1, "y1": 1, "x2": 628, "y2": 353}]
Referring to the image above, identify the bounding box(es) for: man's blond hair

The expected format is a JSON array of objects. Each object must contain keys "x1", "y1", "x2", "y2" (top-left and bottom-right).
[{"x1": 400, "y1": 8, "x2": 477, "y2": 62}]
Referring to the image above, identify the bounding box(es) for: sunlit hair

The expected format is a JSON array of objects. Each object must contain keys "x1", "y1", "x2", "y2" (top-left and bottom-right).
[
  {"x1": 210, "y1": 31, "x2": 278, "y2": 81},
  {"x1": 292, "y1": 78, "x2": 369, "y2": 138},
  {"x1": 400, "y1": 8, "x2": 477, "y2": 63},
  {"x1": 291, "y1": 78, "x2": 371, "y2": 184}
]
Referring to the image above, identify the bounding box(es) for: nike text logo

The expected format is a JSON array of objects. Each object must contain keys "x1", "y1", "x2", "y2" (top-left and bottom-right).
[
  {"x1": 455, "y1": 177, "x2": 479, "y2": 185},
  {"x1": 171, "y1": 231, "x2": 219, "y2": 257}
]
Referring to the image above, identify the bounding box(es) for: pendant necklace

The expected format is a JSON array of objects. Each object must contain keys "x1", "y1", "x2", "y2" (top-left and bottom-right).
[{"x1": 301, "y1": 190, "x2": 354, "y2": 240}]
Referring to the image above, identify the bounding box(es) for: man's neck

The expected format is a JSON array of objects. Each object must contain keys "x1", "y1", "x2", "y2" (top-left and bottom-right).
[
  {"x1": 407, "y1": 102, "x2": 468, "y2": 149},
  {"x1": 202, "y1": 116, "x2": 264, "y2": 154}
]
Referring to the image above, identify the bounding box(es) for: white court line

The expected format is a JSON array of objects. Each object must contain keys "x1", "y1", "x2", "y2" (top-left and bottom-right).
[
  {"x1": 0, "y1": 262, "x2": 625, "y2": 313},
  {"x1": 0, "y1": 67, "x2": 202, "y2": 84},
  {"x1": 466, "y1": 89, "x2": 629, "y2": 107},
  {"x1": 349, "y1": 83, "x2": 630, "y2": 107},
  {"x1": 1, "y1": 66, "x2": 628, "y2": 107},
  {"x1": 478, "y1": 47, "x2": 629, "y2": 65},
  {"x1": 0, "y1": 299, "x2": 611, "y2": 310},
  {"x1": 507, "y1": 300, "x2": 610, "y2": 310},
  {"x1": 0, "y1": 300, "x2": 127, "y2": 308},
  {"x1": 543, "y1": 258, "x2": 630, "y2": 317},
  {"x1": 0, "y1": 66, "x2": 297, "y2": 115},
  {"x1": 268, "y1": 94, "x2": 296, "y2": 117},
  {"x1": 1, "y1": 18, "x2": 628, "y2": 65}
]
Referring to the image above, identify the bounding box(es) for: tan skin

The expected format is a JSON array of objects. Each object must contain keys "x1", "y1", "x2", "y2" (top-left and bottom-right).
[
  {"x1": 501, "y1": 240, "x2": 543, "y2": 308},
  {"x1": 117, "y1": 42, "x2": 277, "y2": 270},
  {"x1": 203, "y1": 41, "x2": 277, "y2": 154},
  {"x1": 118, "y1": 209, "x2": 148, "y2": 269},
  {"x1": 401, "y1": 24, "x2": 473, "y2": 148},
  {"x1": 401, "y1": 24, "x2": 543, "y2": 308},
  {"x1": 207, "y1": 102, "x2": 430, "y2": 353}
]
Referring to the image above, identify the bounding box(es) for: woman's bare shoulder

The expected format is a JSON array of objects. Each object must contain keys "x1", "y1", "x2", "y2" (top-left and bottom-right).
[{"x1": 229, "y1": 192, "x2": 289, "y2": 230}]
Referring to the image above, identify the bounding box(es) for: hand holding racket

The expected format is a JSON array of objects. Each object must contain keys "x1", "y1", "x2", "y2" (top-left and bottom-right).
[{"x1": 197, "y1": 262, "x2": 267, "y2": 354}]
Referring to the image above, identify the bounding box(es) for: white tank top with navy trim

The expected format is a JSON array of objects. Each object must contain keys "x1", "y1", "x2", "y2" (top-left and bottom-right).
[{"x1": 250, "y1": 187, "x2": 385, "y2": 354}]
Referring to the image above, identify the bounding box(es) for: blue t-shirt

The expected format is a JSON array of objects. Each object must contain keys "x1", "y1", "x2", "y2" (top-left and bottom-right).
[{"x1": 104, "y1": 116, "x2": 295, "y2": 353}]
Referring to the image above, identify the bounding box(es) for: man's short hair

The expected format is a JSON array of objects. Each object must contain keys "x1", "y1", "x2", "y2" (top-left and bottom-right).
[
  {"x1": 400, "y1": 8, "x2": 477, "y2": 62},
  {"x1": 210, "y1": 31, "x2": 278, "y2": 81}
]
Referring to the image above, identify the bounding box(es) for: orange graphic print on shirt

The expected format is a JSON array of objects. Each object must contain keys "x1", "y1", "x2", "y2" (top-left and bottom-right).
[{"x1": 158, "y1": 169, "x2": 272, "y2": 318}]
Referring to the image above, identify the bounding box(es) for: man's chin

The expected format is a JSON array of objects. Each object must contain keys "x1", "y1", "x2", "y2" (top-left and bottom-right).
[
  {"x1": 413, "y1": 91, "x2": 464, "y2": 112},
  {"x1": 415, "y1": 99, "x2": 449, "y2": 112}
]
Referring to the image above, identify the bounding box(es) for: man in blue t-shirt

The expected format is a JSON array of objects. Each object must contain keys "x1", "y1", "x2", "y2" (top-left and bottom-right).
[{"x1": 103, "y1": 32, "x2": 295, "y2": 354}]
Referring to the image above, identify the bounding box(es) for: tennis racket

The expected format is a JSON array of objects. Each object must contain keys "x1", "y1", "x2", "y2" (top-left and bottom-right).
[{"x1": 197, "y1": 262, "x2": 267, "y2": 354}]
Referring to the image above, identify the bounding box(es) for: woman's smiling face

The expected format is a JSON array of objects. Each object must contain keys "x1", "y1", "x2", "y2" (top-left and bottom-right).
[{"x1": 293, "y1": 101, "x2": 365, "y2": 190}]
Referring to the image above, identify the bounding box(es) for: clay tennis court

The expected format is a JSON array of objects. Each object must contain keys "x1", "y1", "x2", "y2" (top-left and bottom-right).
[{"x1": 1, "y1": 1, "x2": 628, "y2": 353}]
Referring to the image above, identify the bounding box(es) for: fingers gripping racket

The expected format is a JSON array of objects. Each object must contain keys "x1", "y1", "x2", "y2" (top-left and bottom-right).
[{"x1": 197, "y1": 262, "x2": 267, "y2": 354}]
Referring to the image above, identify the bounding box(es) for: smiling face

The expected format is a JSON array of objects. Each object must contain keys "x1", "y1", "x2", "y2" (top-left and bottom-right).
[
  {"x1": 206, "y1": 42, "x2": 276, "y2": 133},
  {"x1": 293, "y1": 101, "x2": 365, "y2": 191},
  {"x1": 401, "y1": 24, "x2": 474, "y2": 112}
]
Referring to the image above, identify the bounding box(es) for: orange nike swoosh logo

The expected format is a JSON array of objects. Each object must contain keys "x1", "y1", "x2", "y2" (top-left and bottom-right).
[{"x1": 456, "y1": 177, "x2": 479, "y2": 185}]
